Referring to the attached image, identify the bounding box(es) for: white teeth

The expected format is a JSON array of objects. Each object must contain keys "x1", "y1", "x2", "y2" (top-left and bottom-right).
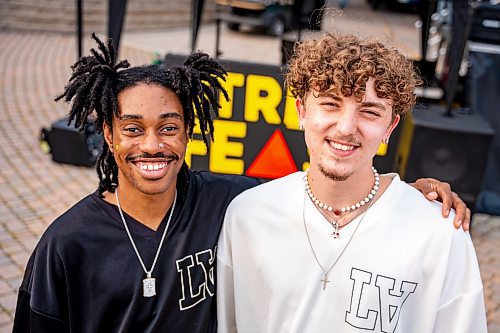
[
  {"x1": 137, "y1": 163, "x2": 166, "y2": 171},
  {"x1": 332, "y1": 142, "x2": 355, "y2": 151}
]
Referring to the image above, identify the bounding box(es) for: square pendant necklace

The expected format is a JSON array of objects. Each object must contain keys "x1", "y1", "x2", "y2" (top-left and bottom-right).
[{"x1": 115, "y1": 189, "x2": 177, "y2": 297}]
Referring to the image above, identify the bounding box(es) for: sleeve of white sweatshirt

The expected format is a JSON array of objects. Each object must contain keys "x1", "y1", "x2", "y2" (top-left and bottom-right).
[
  {"x1": 432, "y1": 230, "x2": 487, "y2": 332},
  {"x1": 216, "y1": 205, "x2": 237, "y2": 333}
]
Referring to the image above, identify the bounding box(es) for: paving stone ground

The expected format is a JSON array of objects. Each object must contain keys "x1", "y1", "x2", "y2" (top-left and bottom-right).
[
  {"x1": 0, "y1": 32, "x2": 152, "y2": 332},
  {"x1": 0, "y1": 1, "x2": 499, "y2": 331}
]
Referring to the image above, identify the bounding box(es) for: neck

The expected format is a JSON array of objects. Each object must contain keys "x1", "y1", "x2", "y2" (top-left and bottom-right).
[
  {"x1": 307, "y1": 165, "x2": 376, "y2": 211},
  {"x1": 104, "y1": 183, "x2": 177, "y2": 231}
]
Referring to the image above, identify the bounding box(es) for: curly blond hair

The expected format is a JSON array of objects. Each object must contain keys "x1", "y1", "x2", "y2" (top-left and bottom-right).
[{"x1": 286, "y1": 33, "x2": 421, "y2": 117}]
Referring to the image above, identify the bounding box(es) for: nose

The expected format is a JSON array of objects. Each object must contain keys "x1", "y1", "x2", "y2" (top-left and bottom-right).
[
  {"x1": 335, "y1": 109, "x2": 357, "y2": 136},
  {"x1": 139, "y1": 131, "x2": 164, "y2": 153}
]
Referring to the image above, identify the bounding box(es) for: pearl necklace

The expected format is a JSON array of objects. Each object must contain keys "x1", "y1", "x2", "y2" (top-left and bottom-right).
[{"x1": 305, "y1": 166, "x2": 380, "y2": 216}]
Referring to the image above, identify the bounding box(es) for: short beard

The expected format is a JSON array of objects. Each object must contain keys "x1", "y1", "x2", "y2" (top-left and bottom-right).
[{"x1": 319, "y1": 164, "x2": 349, "y2": 181}]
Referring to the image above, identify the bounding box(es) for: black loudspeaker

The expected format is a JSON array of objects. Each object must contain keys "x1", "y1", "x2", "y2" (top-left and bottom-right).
[
  {"x1": 41, "y1": 118, "x2": 103, "y2": 167},
  {"x1": 468, "y1": 44, "x2": 500, "y2": 215},
  {"x1": 396, "y1": 104, "x2": 494, "y2": 208}
]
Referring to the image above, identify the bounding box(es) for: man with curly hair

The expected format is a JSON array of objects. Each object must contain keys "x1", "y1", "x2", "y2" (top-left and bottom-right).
[{"x1": 217, "y1": 33, "x2": 487, "y2": 332}]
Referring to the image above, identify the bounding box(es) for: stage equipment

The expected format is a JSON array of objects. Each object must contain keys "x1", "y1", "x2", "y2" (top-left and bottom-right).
[
  {"x1": 76, "y1": 0, "x2": 128, "y2": 60},
  {"x1": 469, "y1": 2, "x2": 500, "y2": 45},
  {"x1": 418, "y1": 0, "x2": 438, "y2": 65},
  {"x1": 108, "y1": 0, "x2": 128, "y2": 56},
  {"x1": 191, "y1": 0, "x2": 205, "y2": 52},
  {"x1": 396, "y1": 104, "x2": 494, "y2": 208},
  {"x1": 40, "y1": 118, "x2": 103, "y2": 167},
  {"x1": 76, "y1": 0, "x2": 83, "y2": 59},
  {"x1": 467, "y1": 41, "x2": 500, "y2": 214}
]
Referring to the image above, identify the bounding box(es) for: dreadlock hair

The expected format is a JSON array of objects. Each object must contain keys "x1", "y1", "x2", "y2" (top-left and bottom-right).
[{"x1": 56, "y1": 33, "x2": 228, "y2": 196}]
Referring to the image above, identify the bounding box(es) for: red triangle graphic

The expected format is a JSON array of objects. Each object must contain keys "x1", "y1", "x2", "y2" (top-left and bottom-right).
[{"x1": 246, "y1": 129, "x2": 298, "y2": 179}]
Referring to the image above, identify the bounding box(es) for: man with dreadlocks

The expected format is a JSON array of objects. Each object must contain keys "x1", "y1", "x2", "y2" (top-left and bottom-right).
[
  {"x1": 14, "y1": 33, "x2": 469, "y2": 332},
  {"x1": 13, "y1": 34, "x2": 260, "y2": 332}
]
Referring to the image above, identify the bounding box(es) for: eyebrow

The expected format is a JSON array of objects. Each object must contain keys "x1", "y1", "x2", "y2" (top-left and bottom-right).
[
  {"x1": 318, "y1": 92, "x2": 388, "y2": 111},
  {"x1": 119, "y1": 112, "x2": 182, "y2": 121},
  {"x1": 360, "y1": 101, "x2": 387, "y2": 111},
  {"x1": 159, "y1": 112, "x2": 182, "y2": 120},
  {"x1": 119, "y1": 114, "x2": 142, "y2": 121},
  {"x1": 318, "y1": 92, "x2": 342, "y2": 100}
]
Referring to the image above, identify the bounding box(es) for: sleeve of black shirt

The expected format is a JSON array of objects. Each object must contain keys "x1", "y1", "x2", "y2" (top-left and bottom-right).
[
  {"x1": 13, "y1": 247, "x2": 70, "y2": 333},
  {"x1": 13, "y1": 291, "x2": 68, "y2": 332}
]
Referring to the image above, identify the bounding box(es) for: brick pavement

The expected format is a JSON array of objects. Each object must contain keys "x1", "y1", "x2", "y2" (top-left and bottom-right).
[
  {"x1": 0, "y1": 31, "x2": 151, "y2": 332},
  {"x1": 0, "y1": 2, "x2": 499, "y2": 332}
]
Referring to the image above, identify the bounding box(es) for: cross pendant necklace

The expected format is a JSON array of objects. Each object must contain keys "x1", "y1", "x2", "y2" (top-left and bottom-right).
[
  {"x1": 303, "y1": 179, "x2": 374, "y2": 292},
  {"x1": 321, "y1": 273, "x2": 331, "y2": 290}
]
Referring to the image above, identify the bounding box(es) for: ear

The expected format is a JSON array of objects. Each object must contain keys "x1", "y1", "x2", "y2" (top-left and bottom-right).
[
  {"x1": 384, "y1": 114, "x2": 401, "y2": 141},
  {"x1": 296, "y1": 97, "x2": 306, "y2": 124},
  {"x1": 103, "y1": 122, "x2": 114, "y2": 153}
]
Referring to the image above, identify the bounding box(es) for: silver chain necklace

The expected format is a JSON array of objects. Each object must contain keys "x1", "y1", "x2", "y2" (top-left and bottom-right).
[
  {"x1": 316, "y1": 202, "x2": 366, "y2": 239},
  {"x1": 115, "y1": 189, "x2": 177, "y2": 297},
  {"x1": 302, "y1": 183, "x2": 373, "y2": 291}
]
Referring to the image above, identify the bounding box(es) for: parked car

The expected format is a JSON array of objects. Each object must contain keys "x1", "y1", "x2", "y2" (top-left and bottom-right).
[{"x1": 215, "y1": 0, "x2": 294, "y2": 36}]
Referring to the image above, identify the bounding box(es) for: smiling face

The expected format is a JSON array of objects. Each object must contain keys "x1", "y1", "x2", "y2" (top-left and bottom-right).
[
  {"x1": 104, "y1": 83, "x2": 188, "y2": 197},
  {"x1": 298, "y1": 78, "x2": 400, "y2": 181}
]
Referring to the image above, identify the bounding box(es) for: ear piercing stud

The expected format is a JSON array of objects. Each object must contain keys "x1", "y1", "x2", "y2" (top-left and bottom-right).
[{"x1": 159, "y1": 143, "x2": 165, "y2": 148}]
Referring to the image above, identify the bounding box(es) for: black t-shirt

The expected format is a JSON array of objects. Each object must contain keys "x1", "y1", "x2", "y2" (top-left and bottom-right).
[{"x1": 13, "y1": 171, "x2": 260, "y2": 333}]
